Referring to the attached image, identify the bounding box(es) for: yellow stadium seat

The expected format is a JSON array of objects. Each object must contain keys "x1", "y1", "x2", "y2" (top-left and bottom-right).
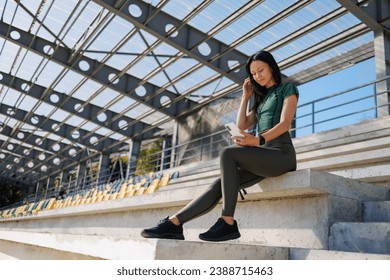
[
  {"x1": 135, "y1": 188, "x2": 146, "y2": 195},
  {"x1": 45, "y1": 198, "x2": 56, "y2": 210},
  {"x1": 31, "y1": 200, "x2": 46, "y2": 214},
  {"x1": 119, "y1": 183, "x2": 127, "y2": 193},
  {"x1": 90, "y1": 195, "x2": 98, "y2": 204},
  {"x1": 125, "y1": 189, "x2": 136, "y2": 197},
  {"x1": 71, "y1": 194, "x2": 82, "y2": 206},
  {"x1": 140, "y1": 177, "x2": 147, "y2": 185},
  {"x1": 133, "y1": 182, "x2": 142, "y2": 190},
  {"x1": 63, "y1": 196, "x2": 72, "y2": 207},
  {"x1": 158, "y1": 172, "x2": 170, "y2": 187},
  {"x1": 20, "y1": 203, "x2": 36, "y2": 216},
  {"x1": 145, "y1": 179, "x2": 160, "y2": 194},
  {"x1": 102, "y1": 193, "x2": 111, "y2": 201}
]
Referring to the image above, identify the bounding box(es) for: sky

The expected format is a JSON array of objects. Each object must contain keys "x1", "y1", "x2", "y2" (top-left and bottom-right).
[{"x1": 295, "y1": 57, "x2": 376, "y2": 137}]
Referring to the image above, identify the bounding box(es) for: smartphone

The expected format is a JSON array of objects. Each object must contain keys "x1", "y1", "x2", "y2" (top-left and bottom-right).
[{"x1": 225, "y1": 122, "x2": 244, "y2": 137}]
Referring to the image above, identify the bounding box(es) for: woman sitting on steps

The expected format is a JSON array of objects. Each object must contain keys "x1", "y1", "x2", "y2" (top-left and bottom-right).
[{"x1": 141, "y1": 50, "x2": 299, "y2": 242}]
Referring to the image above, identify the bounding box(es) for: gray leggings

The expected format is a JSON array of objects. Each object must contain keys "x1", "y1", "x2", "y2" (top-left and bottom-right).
[{"x1": 175, "y1": 132, "x2": 297, "y2": 223}]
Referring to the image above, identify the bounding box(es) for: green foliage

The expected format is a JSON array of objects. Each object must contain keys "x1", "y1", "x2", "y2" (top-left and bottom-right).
[
  {"x1": 0, "y1": 179, "x2": 27, "y2": 208},
  {"x1": 135, "y1": 138, "x2": 163, "y2": 176}
]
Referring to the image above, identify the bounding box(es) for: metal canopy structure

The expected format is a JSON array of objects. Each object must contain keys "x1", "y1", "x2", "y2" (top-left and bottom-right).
[{"x1": 0, "y1": 0, "x2": 389, "y2": 187}]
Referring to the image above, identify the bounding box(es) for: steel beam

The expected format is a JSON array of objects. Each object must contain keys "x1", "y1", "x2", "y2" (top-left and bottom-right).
[
  {"x1": 0, "y1": 71, "x2": 161, "y2": 139},
  {"x1": 0, "y1": 22, "x2": 196, "y2": 118},
  {"x1": 0, "y1": 103, "x2": 117, "y2": 151},
  {"x1": 92, "y1": 0, "x2": 250, "y2": 83},
  {"x1": 336, "y1": 0, "x2": 390, "y2": 31},
  {"x1": 0, "y1": 140, "x2": 70, "y2": 171}
]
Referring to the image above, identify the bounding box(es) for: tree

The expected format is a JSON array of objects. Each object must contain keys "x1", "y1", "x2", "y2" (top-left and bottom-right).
[
  {"x1": 135, "y1": 138, "x2": 164, "y2": 176},
  {"x1": 0, "y1": 179, "x2": 28, "y2": 208}
]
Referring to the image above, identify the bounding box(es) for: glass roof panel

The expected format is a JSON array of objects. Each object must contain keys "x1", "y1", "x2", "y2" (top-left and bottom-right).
[
  {"x1": 124, "y1": 103, "x2": 152, "y2": 119},
  {"x1": 71, "y1": 79, "x2": 102, "y2": 101},
  {"x1": 0, "y1": 40, "x2": 24, "y2": 73},
  {"x1": 90, "y1": 88, "x2": 123, "y2": 108},
  {"x1": 17, "y1": 94, "x2": 42, "y2": 113},
  {"x1": 86, "y1": 16, "x2": 134, "y2": 56},
  {"x1": 188, "y1": 0, "x2": 250, "y2": 33},
  {"x1": 172, "y1": 65, "x2": 218, "y2": 93},
  {"x1": 214, "y1": 0, "x2": 298, "y2": 45},
  {"x1": 160, "y1": 0, "x2": 206, "y2": 20},
  {"x1": 236, "y1": 0, "x2": 342, "y2": 55},
  {"x1": 1, "y1": 88, "x2": 27, "y2": 107},
  {"x1": 107, "y1": 95, "x2": 136, "y2": 113},
  {"x1": 1, "y1": 0, "x2": 36, "y2": 30},
  {"x1": 273, "y1": 13, "x2": 361, "y2": 62},
  {"x1": 282, "y1": 33, "x2": 373, "y2": 76},
  {"x1": 163, "y1": 57, "x2": 199, "y2": 81},
  {"x1": 34, "y1": 60, "x2": 65, "y2": 88},
  {"x1": 55, "y1": 1, "x2": 106, "y2": 48},
  {"x1": 53, "y1": 70, "x2": 85, "y2": 94},
  {"x1": 126, "y1": 55, "x2": 162, "y2": 79}
]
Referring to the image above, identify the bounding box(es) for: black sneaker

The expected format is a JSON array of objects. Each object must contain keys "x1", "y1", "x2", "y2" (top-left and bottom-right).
[
  {"x1": 141, "y1": 216, "x2": 184, "y2": 240},
  {"x1": 199, "y1": 218, "x2": 241, "y2": 242}
]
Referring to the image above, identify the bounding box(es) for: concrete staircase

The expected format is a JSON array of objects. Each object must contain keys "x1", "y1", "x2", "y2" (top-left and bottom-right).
[
  {"x1": 1, "y1": 116, "x2": 390, "y2": 259},
  {"x1": 294, "y1": 115, "x2": 390, "y2": 186},
  {"x1": 0, "y1": 169, "x2": 389, "y2": 259},
  {"x1": 329, "y1": 200, "x2": 390, "y2": 255}
]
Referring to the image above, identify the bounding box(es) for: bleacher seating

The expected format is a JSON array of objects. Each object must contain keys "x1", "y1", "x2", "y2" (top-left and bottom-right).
[{"x1": 0, "y1": 170, "x2": 180, "y2": 221}]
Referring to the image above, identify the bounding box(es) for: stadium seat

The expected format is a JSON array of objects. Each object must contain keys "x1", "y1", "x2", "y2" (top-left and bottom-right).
[
  {"x1": 79, "y1": 191, "x2": 91, "y2": 205},
  {"x1": 31, "y1": 199, "x2": 46, "y2": 214},
  {"x1": 170, "y1": 171, "x2": 179, "y2": 180},
  {"x1": 158, "y1": 172, "x2": 171, "y2": 187},
  {"x1": 135, "y1": 187, "x2": 146, "y2": 196},
  {"x1": 145, "y1": 179, "x2": 160, "y2": 194},
  {"x1": 19, "y1": 203, "x2": 36, "y2": 217}
]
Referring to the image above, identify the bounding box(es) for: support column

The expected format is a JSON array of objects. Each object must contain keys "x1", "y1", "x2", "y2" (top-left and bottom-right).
[
  {"x1": 75, "y1": 163, "x2": 87, "y2": 190},
  {"x1": 44, "y1": 177, "x2": 51, "y2": 198},
  {"x1": 170, "y1": 121, "x2": 179, "y2": 169},
  {"x1": 126, "y1": 140, "x2": 141, "y2": 179},
  {"x1": 374, "y1": 29, "x2": 390, "y2": 116},
  {"x1": 97, "y1": 153, "x2": 111, "y2": 185},
  {"x1": 60, "y1": 170, "x2": 69, "y2": 185}
]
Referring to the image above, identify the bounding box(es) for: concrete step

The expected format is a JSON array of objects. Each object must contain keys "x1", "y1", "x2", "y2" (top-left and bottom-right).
[
  {"x1": 297, "y1": 135, "x2": 390, "y2": 162},
  {"x1": 329, "y1": 222, "x2": 390, "y2": 254},
  {"x1": 364, "y1": 201, "x2": 390, "y2": 222},
  {"x1": 290, "y1": 248, "x2": 390, "y2": 260},
  {"x1": 0, "y1": 230, "x2": 288, "y2": 260},
  {"x1": 1, "y1": 228, "x2": 389, "y2": 260},
  {"x1": 293, "y1": 115, "x2": 390, "y2": 153},
  {"x1": 297, "y1": 146, "x2": 390, "y2": 170},
  {"x1": 170, "y1": 157, "x2": 219, "y2": 178},
  {"x1": 169, "y1": 169, "x2": 220, "y2": 186},
  {"x1": 1, "y1": 170, "x2": 389, "y2": 250},
  {"x1": 330, "y1": 163, "x2": 390, "y2": 185}
]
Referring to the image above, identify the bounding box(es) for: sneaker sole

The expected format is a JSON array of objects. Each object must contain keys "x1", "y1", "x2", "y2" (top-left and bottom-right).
[
  {"x1": 141, "y1": 231, "x2": 185, "y2": 240},
  {"x1": 198, "y1": 232, "x2": 241, "y2": 242}
]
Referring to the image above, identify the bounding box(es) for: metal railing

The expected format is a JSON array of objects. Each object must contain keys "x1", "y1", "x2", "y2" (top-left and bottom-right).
[
  {"x1": 293, "y1": 75, "x2": 390, "y2": 136},
  {"x1": 1, "y1": 76, "x2": 389, "y2": 210}
]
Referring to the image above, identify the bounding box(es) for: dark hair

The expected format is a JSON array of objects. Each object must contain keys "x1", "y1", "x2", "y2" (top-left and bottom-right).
[{"x1": 245, "y1": 50, "x2": 282, "y2": 112}]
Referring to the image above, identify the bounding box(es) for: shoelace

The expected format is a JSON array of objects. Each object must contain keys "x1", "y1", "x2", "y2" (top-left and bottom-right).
[{"x1": 157, "y1": 216, "x2": 170, "y2": 225}]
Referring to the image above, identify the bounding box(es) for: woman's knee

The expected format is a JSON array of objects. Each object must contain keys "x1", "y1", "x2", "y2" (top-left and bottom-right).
[{"x1": 220, "y1": 146, "x2": 238, "y2": 162}]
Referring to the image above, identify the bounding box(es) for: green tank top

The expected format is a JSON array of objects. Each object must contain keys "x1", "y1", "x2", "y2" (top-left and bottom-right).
[{"x1": 256, "y1": 83, "x2": 299, "y2": 133}]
